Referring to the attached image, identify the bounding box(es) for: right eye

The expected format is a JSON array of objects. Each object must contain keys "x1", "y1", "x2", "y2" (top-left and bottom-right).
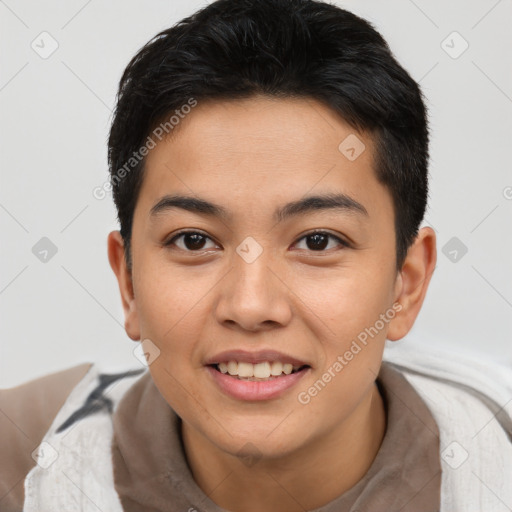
[{"x1": 164, "y1": 230, "x2": 219, "y2": 252}]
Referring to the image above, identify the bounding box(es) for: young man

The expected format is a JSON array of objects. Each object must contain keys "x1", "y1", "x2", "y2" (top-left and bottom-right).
[{"x1": 1, "y1": 0, "x2": 511, "y2": 511}]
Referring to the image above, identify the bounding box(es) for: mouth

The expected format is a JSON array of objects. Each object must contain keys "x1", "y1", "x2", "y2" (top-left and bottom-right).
[
  {"x1": 204, "y1": 355, "x2": 312, "y2": 401},
  {"x1": 208, "y1": 361, "x2": 310, "y2": 381}
]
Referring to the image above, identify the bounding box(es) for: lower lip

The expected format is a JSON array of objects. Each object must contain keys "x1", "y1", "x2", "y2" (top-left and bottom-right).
[{"x1": 206, "y1": 365, "x2": 310, "y2": 401}]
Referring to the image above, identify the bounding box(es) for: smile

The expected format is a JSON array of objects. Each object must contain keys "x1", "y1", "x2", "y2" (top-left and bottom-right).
[
  {"x1": 206, "y1": 363, "x2": 311, "y2": 401},
  {"x1": 216, "y1": 360, "x2": 306, "y2": 379}
]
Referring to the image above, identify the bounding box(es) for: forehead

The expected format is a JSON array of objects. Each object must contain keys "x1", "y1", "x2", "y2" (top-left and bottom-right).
[
  {"x1": 149, "y1": 95, "x2": 371, "y2": 170},
  {"x1": 136, "y1": 95, "x2": 392, "y2": 224}
]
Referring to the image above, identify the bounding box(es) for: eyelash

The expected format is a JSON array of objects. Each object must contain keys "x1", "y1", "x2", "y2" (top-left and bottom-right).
[{"x1": 163, "y1": 230, "x2": 350, "y2": 253}]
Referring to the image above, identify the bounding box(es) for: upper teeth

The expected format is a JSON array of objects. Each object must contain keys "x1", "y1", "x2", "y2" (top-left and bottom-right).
[{"x1": 217, "y1": 361, "x2": 300, "y2": 378}]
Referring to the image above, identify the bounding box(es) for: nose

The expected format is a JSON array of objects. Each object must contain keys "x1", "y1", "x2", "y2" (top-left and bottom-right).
[{"x1": 214, "y1": 251, "x2": 293, "y2": 332}]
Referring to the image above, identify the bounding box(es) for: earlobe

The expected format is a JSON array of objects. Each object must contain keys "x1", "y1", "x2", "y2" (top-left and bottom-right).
[
  {"x1": 107, "y1": 230, "x2": 141, "y2": 341},
  {"x1": 387, "y1": 226, "x2": 437, "y2": 341}
]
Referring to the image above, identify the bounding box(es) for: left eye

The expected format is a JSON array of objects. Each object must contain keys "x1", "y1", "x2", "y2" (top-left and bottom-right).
[
  {"x1": 294, "y1": 232, "x2": 348, "y2": 252},
  {"x1": 164, "y1": 231, "x2": 348, "y2": 252}
]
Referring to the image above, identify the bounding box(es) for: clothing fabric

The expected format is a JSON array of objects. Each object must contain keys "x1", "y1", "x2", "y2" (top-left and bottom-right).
[
  {"x1": 2, "y1": 342, "x2": 511, "y2": 511},
  {"x1": 383, "y1": 342, "x2": 512, "y2": 512},
  {"x1": 0, "y1": 362, "x2": 92, "y2": 509},
  {"x1": 109, "y1": 360, "x2": 441, "y2": 511},
  {"x1": 19, "y1": 355, "x2": 442, "y2": 511}
]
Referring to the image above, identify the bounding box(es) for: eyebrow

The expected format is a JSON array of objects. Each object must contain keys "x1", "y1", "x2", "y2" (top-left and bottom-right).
[{"x1": 149, "y1": 192, "x2": 368, "y2": 223}]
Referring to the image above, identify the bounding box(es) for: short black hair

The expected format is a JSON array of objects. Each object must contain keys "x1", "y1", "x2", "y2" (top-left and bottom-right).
[{"x1": 108, "y1": 0, "x2": 429, "y2": 271}]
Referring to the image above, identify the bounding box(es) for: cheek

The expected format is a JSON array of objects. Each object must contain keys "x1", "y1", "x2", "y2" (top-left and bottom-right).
[
  {"x1": 134, "y1": 265, "x2": 211, "y2": 416},
  {"x1": 301, "y1": 266, "x2": 395, "y2": 348},
  {"x1": 134, "y1": 259, "x2": 210, "y2": 339},
  {"x1": 294, "y1": 274, "x2": 392, "y2": 422},
  {"x1": 146, "y1": 357, "x2": 203, "y2": 429}
]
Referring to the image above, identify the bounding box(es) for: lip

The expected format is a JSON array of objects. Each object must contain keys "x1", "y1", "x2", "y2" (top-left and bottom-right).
[
  {"x1": 206, "y1": 364, "x2": 311, "y2": 401},
  {"x1": 204, "y1": 349, "x2": 309, "y2": 367}
]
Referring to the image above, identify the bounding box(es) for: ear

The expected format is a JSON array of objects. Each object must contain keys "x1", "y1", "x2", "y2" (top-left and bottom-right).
[
  {"x1": 387, "y1": 226, "x2": 437, "y2": 341},
  {"x1": 107, "y1": 230, "x2": 140, "y2": 341}
]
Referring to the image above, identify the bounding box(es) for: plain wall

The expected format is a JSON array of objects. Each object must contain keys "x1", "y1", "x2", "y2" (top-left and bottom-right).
[{"x1": 1, "y1": 0, "x2": 511, "y2": 387}]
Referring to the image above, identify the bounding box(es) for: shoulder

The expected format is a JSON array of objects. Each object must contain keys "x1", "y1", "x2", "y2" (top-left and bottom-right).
[
  {"x1": 382, "y1": 341, "x2": 512, "y2": 507},
  {"x1": 382, "y1": 341, "x2": 512, "y2": 424},
  {"x1": 0, "y1": 363, "x2": 93, "y2": 511},
  {"x1": 382, "y1": 341, "x2": 512, "y2": 400}
]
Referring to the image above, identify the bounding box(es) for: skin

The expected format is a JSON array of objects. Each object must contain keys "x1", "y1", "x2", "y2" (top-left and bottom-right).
[{"x1": 108, "y1": 95, "x2": 436, "y2": 511}]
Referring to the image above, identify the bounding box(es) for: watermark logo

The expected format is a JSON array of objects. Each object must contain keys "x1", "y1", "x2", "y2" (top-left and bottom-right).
[
  {"x1": 31, "y1": 31, "x2": 59, "y2": 59},
  {"x1": 441, "y1": 31, "x2": 469, "y2": 60},
  {"x1": 338, "y1": 134, "x2": 366, "y2": 161},
  {"x1": 236, "y1": 442, "x2": 263, "y2": 467},
  {"x1": 441, "y1": 441, "x2": 469, "y2": 469},
  {"x1": 32, "y1": 237, "x2": 58, "y2": 263},
  {"x1": 236, "y1": 236, "x2": 263, "y2": 264},
  {"x1": 133, "y1": 338, "x2": 161, "y2": 367},
  {"x1": 442, "y1": 236, "x2": 468, "y2": 263},
  {"x1": 31, "y1": 441, "x2": 59, "y2": 469}
]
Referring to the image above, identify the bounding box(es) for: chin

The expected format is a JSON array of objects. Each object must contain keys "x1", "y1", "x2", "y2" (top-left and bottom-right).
[{"x1": 207, "y1": 421, "x2": 310, "y2": 462}]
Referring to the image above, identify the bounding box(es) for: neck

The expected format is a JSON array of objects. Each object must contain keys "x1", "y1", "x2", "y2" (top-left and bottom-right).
[{"x1": 181, "y1": 382, "x2": 386, "y2": 512}]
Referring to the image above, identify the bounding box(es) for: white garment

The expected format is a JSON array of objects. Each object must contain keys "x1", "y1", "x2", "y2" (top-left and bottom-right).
[
  {"x1": 383, "y1": 341, "x2": 512, "y2": 512},
  {"x1": 23, "y1": 343, "x2": 512, "y2": 512},
  {"x1": 23, "y1": 367, "x2": 141, "y2": 512}
]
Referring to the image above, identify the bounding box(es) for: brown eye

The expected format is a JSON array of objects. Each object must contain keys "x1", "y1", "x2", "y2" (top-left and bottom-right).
[
  {"x1": 294, "y1": 231, "x2": 349, "y2": 252},
  {"x1": 165, "y1": 231, "x2": 218, "y2": 252}
]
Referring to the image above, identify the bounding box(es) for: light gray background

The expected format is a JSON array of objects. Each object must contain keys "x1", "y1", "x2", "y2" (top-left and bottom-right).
[{"x1": 1, "y1": 0, "x2": 511, "y2": 388}]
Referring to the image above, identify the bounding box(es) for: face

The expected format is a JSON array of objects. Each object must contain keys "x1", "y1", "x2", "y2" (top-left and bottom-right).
[{"x1": 114, "y1": 95, "x2": 405, "y2": 459}]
